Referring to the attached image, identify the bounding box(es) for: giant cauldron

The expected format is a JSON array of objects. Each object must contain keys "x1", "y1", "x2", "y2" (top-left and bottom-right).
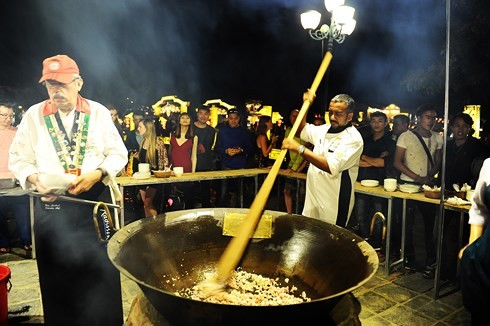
[{"x1": 107, "y1": 208, "x2": 378, "y2": 325}]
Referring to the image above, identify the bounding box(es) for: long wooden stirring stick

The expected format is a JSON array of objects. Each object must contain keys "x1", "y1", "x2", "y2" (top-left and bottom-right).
[{"x1": 211, "y1": 51, "x2": 334, "y2": 286}]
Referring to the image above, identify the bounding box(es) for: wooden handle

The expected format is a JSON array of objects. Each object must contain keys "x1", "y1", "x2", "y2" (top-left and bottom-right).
[{"x1": 213, "y1": 51, "x2": 334, "y2": 284}]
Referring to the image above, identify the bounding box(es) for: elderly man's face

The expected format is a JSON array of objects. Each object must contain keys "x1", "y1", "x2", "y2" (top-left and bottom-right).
[{"x1": 44, "y1": 77, "x2": 83, "y2": 112}]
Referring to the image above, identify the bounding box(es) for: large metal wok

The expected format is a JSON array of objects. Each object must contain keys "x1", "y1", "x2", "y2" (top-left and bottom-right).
[{"x1": 107, "y1": 208, "x2": 378, "y2": 325}]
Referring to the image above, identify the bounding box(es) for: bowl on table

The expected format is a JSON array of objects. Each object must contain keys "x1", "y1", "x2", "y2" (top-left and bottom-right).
[
  {"x1": 399, "y1": 184, "x2": 421, "y2": 194},
  {"x1": 173, "y1": 167, "x2": 184, "y2": 177},
  {"x1": 424, "y1": 189, "x2": 441, "y2": 199},
  {"x1": 152, "y1": 170, "x2": 172, "y2": 178},
  {"x1": 360, "y1": 179, "x2": 379, "y2": 187},
  {"x1": 445, "y1": 190, "x2": 466, "y2": 199}
]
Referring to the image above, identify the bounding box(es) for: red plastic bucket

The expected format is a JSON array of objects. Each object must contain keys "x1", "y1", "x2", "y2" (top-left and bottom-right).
[{"x1": 0, "y1": 265, "x2": 11, "y2": 325}]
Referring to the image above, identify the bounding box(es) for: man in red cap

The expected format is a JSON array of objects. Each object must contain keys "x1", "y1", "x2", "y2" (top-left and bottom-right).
[{"x1": 9, "y1": 54, "x2": 127, "y2": 325}]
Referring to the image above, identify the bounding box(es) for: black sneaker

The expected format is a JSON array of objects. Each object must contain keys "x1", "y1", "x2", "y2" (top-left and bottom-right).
[
  {"x1": 404, "y1": 256, "x2": 416, "y2": 271},
  {"x1": 422, "y1": 264, "x2": 436, "y2": 279}
]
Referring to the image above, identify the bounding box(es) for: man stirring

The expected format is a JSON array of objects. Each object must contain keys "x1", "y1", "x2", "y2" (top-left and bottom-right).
[
  {"x1": 9, "y1": 54, "x2": 127, "y2": 325},
  {"x1": 282, "y1": 91, "x2": 363, "y2": 227}
]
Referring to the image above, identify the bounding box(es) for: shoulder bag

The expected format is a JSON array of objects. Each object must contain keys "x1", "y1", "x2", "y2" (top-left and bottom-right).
[{"x1": 410, "y1": 130, "x2": 434, "y2": 168}]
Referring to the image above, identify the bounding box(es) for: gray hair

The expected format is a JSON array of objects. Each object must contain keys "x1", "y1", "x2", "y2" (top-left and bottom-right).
[{"x1": 331, "y1": 94, "x2": 356, "y2": 114}]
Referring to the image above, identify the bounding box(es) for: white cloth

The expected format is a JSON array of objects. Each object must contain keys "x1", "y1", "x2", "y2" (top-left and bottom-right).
[
  {"x1": 396, "y1": 130, "x2": 443, "y2": 182},
  {"x1": 8, "y1": 99, "x2": 128, "y2": 189},
  {"x1": 468, "y1": 158, "x2": 490, "y2": 226},
  {"x1": 300, "y1": 123, "x2": 363, "y2": 225}
]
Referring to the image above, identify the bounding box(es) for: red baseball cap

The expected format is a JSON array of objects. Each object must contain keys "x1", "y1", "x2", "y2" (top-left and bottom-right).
[{"x1": 39, "y1": 54, "x2": 80, "y2": 84}]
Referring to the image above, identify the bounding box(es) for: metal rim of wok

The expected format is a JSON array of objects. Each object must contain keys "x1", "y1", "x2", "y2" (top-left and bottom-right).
[{"x1": 107, "y1": 208, "x2": 379, "y2": 324}]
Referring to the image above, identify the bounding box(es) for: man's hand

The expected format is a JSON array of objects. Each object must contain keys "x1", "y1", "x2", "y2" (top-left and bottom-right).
[
  {"x1": 198, "y1": 143, "x2": 206, "y2": 154},
  {"x1": 68, "y1": 170, "x2": 101, "y2": 195},
  {"x1": 303, "y1": 89, "x2": 316, "y2": 103},
  {"x1": 226, "y1": 147, "x2": 242, "y2": 156},
  {"x1": 27, "y1": 173, "x2": 58, "y2": 202},
  {"x1": 281, "y1": 138, "x2": 300, "y2": 152}
]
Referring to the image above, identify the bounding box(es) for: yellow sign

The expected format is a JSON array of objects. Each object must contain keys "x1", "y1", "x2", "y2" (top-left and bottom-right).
[{"x1": 269, "y1": 148, "x2": 285, "y2": 161}]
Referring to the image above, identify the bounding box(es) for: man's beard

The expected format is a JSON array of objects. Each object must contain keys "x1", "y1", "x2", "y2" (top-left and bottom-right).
[{"x1": 328, "y1": 122, "x2": 351, "y2": 134}]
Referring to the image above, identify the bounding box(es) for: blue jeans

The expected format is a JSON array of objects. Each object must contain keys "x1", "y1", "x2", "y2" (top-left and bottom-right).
[{"x1": 0, "y1": 195, "x2": 31, "y2": 247}]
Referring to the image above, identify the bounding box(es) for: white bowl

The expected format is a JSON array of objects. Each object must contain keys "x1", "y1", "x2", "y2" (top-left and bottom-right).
[
  {"x1": 360, "y1": 180, "x2": 379, "y2": 187},
  {"x1": 399, "y1": 184, "x2": 421, "y2": 193},
  {"x1": 132, "y1": 172, "x2": 151, "y2": 180},
  {"x1": 173, "y1": 167, "x2": 184, "y2": 177}
]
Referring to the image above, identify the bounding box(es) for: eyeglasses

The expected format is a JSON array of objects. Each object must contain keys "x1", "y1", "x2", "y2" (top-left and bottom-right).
[
  {"x1": 0, "y1": 113, "x2": 15, "y2": 119},
  {"x1": 43, "y1": 79, "x2": 78, "y2": 90}
]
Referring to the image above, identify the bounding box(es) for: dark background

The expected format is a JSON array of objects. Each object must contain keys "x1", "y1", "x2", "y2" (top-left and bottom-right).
[{"x1": 0, "y1": 0, "x2": 488, "y2": 122}]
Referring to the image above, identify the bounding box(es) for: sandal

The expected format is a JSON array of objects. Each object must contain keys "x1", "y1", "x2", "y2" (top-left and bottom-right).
[
  {"x1": 0, "y1": 247, "x2": 10, "y2": 254},
  {"x1": 23, "y1": 244, "x2": 32, "y2": 251}
]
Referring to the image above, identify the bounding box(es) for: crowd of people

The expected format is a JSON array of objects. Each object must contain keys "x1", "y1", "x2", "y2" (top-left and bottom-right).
[{"x1": 1, "y1": 54, "x2": 489, "y2": 324}]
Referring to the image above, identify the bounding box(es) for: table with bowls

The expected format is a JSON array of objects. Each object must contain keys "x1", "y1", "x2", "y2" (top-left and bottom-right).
[{"x1": 356, "y1": 180, "x2": 472, "y2": 300}]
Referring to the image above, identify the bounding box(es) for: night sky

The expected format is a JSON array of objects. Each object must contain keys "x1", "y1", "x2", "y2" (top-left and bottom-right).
[{"x1": 0, "y1": 0, "x2": 487, "y2": 121}]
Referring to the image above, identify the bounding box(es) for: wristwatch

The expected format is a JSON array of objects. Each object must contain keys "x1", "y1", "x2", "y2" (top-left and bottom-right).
[
  {"x1": 96, "y1": 167, "x2": 108, "y2": 181},
  {"x1": 298, "y1": 145, "x2": 306, "y2": 155}
]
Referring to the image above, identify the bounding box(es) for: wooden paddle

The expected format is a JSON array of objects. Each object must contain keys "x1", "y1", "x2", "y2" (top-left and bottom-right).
[{"x1": 209, "y1": 50, "x2": 334, "y2": 288}]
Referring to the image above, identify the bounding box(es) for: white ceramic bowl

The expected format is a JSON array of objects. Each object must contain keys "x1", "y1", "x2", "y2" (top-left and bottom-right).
[
  {"x1": 399, "y1": 184, "x2": 421, "y2": 193},
  {"x1": 360, "y1": 179, "x2": 379, "y2": 187},
  {"x1": 173, "y1": 167, "x2": 184, "y2": 177}
]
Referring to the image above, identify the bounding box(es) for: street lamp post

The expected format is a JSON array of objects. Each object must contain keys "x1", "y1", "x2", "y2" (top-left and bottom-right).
[{"x1": 300, "y1": 0, "x2": 356, "y2": 116}]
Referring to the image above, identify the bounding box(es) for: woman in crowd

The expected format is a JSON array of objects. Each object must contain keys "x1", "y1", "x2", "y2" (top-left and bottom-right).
[
  {"x1": 170, "y1": 112, "x2": 198, "y2": 172},
  {"x1": 255, "y1": 115, "x2": 278, "y2": 168},
  {"x1": 0, "y1": 103, "x2": 31, "y2": 253},
  {"x1": 169, "y1": 112, "x2": 198, "y2": 209},
  {"x1": 134, "y1": 118, "x2": 169, "y2": 217}
]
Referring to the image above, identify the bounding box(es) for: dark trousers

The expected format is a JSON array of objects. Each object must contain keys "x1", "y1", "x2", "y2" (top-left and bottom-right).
[
  {"x1": 442, "y1": 210, "x2": 469, "y2": 281},
  {"x1": 405, "y1": 200, "x2": 436, "y2": 267},
  {"x1": 196, "y1": 180, "x2": 212, "y2": 208},
  {"x1": 34, "y1": 184, "x2": 123, "y2": 326},
  {"x1": 354, "y1": 193, "x2": 386, "y2": 241},
  {"x1": 390, "y1": 197, "x2": 404, "y2": 254},
  {"x1": 219, "y1": 165, "x2": 240, "y2": 207}
]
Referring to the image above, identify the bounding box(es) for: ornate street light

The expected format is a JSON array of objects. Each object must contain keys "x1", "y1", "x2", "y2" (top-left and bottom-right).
[
  {"x1": 300, "y1": 0, "x2": 356, "y2": 115},
  {"x1": 300, "y1": 0, "x2": 356, "y2": 52}
]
